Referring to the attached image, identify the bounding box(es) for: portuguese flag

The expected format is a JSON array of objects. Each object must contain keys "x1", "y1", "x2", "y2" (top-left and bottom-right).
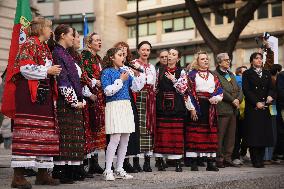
[{"x1": 1, "y1": 0, "x2": 32, "y2": 118}]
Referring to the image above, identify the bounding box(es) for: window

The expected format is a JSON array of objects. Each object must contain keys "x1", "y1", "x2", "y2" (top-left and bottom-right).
[
  {"x1": 128, "y1": 22, "x2": 156, "y2": 38},
  {"x1": 258, "y1": 4, "x2": 268, "y2": 19},
  {"x1": 185, "y1": 55, "x2": 194, "y2": 64},
  {"x1": 227, "y1": 9, "x2": 236, "y2": 23},
  {"x1": 173, "y1": 18, "x2": 184, "y2": 31},
  {"x1": 272, "y1": 2, "x2": 282, "y2": 17},
  {"x1": 185, "y1": 17, "x2": 195, "y2": 29},
  {"x1": 163, "y1": 20, "x2": 173, "y2": 33},
  {"x1": 215, "y1": 14, "x2": 223, "y2": 25},
  {"x1": 148, "y1": 22, "x2": 156, "y2": 35},
  {"x1": 128, "y1": 25, "x2": 136, "y2": 38}
]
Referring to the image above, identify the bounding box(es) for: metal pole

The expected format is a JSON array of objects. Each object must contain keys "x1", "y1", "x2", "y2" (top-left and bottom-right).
[{"x1": 136, "y1": 0, "x2": 139, "y2": 49}]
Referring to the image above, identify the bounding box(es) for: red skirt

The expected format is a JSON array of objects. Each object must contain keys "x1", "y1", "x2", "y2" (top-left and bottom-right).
[
  {"x1": 83, "y1": 90, "x2": 106, "y2": 153},
  {"x1": 185, "y1": 98, "x2": 218, "y2": 153},
  {"x1": 154, "y1": 117, "x2": 184, "y2": 155},
  {"x1": 12, "y1": 79, "x2": 59, "y2": 156}
]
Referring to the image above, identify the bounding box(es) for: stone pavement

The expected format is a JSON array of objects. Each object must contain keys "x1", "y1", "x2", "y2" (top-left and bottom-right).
[{"x1": 1, "y1": 146, "x2": 284, "y2": 189}]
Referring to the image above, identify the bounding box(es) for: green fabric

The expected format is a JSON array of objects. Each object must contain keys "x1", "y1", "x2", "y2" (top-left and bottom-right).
[{"x1": 14, "y1": 0, "x2": 32, "y2": 24}]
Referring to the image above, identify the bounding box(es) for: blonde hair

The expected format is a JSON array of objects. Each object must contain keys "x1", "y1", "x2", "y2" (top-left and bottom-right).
[
  {"x1": 29, "y1": 17, "x2": 52, "y2": 37},
  {"x1": 84, "y1": 32, "x2": 99, "y2": 49},
  {"x1": 190, "y1": 51, "x2": 209, "y2": 70}
]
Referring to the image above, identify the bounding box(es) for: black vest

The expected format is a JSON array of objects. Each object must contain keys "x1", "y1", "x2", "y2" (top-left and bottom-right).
[{"x1": 156, "y1": 67, "x2": 186, "y2": 117}]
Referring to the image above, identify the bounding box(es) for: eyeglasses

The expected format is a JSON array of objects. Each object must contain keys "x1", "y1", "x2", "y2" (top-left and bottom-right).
[{"x1": 222, "y1": 59, "x2": 231, "y2": 63}]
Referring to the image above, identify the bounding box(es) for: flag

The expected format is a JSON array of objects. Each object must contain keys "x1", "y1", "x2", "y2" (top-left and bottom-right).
[
  {"x1": 83, "y1": 13, "x2": 89, "y2": 37},
  {"x1": 1, "y1": 0, "x2": 32, "y2": 118}
]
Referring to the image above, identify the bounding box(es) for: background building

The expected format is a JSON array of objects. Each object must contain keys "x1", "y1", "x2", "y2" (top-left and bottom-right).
[{"x1": 0, "y1": 0, "x2": 283, "y2": 74}]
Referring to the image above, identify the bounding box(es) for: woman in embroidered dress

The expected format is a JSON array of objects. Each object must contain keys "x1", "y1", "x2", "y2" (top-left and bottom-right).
[
  {"x1": 101, "y1": 48, "x2": 144, "y2": 181},
  {"x1": 132, "y1": 41, "x2": 155, "y2": 172},
  {"x1": 154, "y1": 48, "x2": 188, "y2": 172},
  {"x1": 185, "y1": 51, "x2": 223, "y2": 172},
  {"x1": 51, "y1": 24, "x2": 86, "y2": 184},
  {"x1": 79, "y1": 32, "x2": 105, "y2": 175},
  {"x1": 114, "y1": 42, "x2": 145, "y2": 173},
  {"x1": 4, "y1": 17, "x2": 62, "y2": 188}
]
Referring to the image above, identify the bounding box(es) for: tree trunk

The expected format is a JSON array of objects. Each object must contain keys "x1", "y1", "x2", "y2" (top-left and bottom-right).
[{"x1": 185, "y1": 0, "x2": 266, "y2": 65}]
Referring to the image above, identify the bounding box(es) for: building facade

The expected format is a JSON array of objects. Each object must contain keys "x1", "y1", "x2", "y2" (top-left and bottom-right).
[{"x1": 1, "y1": 0, "x2": 283, "y2": 73}]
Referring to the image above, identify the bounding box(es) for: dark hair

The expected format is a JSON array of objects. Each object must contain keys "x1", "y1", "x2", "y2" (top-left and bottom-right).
[
  {"x1": 249, "y1": 52, "x2": 263, "y2": 63},
  {"x1": 54, "y1": 24, "x2": 73, "y2": 42},
  {"x1": 137, "y1": 41, "x2": 152, "y2": 50},
  {"x1": 169, "y1": 48, "x2": 182, "y2": 67},
  {"x1": 157, "y1": 49, "x2": 168, "y2": 56},
  {"x1": 270, "y1": 64, "x2": 282, "y2": 76},
  {"x1": 235, "y1": 66, "x2": 248, "y2": 76},
  {"x1": 102, "y1": 48, "x2": 122, "y2": 69},
  {"x1": 114, "y1": 41, "x2": 132, "y2": 63},
  {"x1": 67, "y1": 27, "x2": 81, "y2": 62}
]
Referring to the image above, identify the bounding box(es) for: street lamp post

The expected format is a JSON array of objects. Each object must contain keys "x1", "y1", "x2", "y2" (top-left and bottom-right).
[{"x1": 136, "y1": 0, "x2": 139, "y2": 49}]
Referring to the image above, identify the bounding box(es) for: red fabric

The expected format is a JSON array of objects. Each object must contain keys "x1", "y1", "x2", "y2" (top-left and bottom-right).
[
  {"x1": 1, "y1": 24, "x2": 21, "y2": 118},
  {"x1": 144, "y1": 84, "x2": 156, "y2": 134},
  {"x1": 154, "y1": 117, "x2": 184, "y2": 154},
  {"x1": 28, "y1": 80, "x2": 38, "y2": 103}
]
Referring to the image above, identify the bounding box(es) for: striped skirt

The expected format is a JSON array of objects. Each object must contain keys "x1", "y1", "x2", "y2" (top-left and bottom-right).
[
  {"x1": 185, "y1": 98, "x2": 218, "y2": 154},
  {"x1": 154, "y1": 117, "x2": 184, "y2": 155},
  {"x1": 136, "y1": 90, "x2": 153, "y2": 153},
  {"x1": 55, "y1": 96, "x2": 85, "y2": 162}
]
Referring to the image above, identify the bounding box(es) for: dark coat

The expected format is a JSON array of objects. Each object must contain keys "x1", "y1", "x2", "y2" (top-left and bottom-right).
[
  {"x1": 242, "y1": 67, "x2": 274, "y2": 147},
  {"x1": 213, "y1": 68, "x2": 243, "y2": 116},
  {"x1": 276, "y1": 71, "x2": 284, "y2": 109}
]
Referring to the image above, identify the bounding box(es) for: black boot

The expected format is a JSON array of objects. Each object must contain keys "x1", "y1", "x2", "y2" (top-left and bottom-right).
[
  {"x1": 184, "y1": 157, "x2": 191, "y2": 167},
  {"x1": 52, "y1": 165, "x2": 74, "y2": 184},
  {"x1": 84, "y1": 159, "x2": 94, "y2": 178},
  {"x1": 89, "y1": 154, "x2": 104, "y2": 174},
  {"x1": 197, "y1": 157, "x2": 206, "y2": 167},
  {"x1": 23, "y1": 168, "x2": 37, "y2": 177},
  {"x1": 191, "y1": 158, "x2": 199, "y2": 171},
  {"x1": 72, "y1": 165, "x2": 86, "y2": 181},
  {"x1": 175, "y1": 159, "x2": 182, "y2": 172},
  {"x1": 156, "y1": 157, "x2": 166, "y2": 171},
  {"x1": 143, "y1": 156, "x2": 152, "y2": 172},
  {"x1": 133, "y1": 157, "x2": 143, "y2": 172},
  {"x1": 206, "y1": 158, "x2": 219, "y2": 172},
  {"x1": 123, "y1": 158, "x2": 138, "y2": 173}
]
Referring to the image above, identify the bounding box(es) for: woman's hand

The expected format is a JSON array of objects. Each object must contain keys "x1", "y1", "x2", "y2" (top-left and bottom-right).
[
  {"x1": 190, "y1": 110, "x2": 198, "y2": 121},
  {"x1": 47, "y1": 65, "x2": 62, "y2": 76},
  {"x1": 209, "y1": 97, "x2": 218, "y2": 105},
  {"x1": 75, "y1": 102, "x2": 85, "y2": 109},
  {"x1": 266, "y1": 96, "x2": 273, "y2": 104},
  {"x1": 89, "y1": 94, "x2": 97, "y2": 102},
  {"x1": 165, "y1": 71, "x2": 176, "y2": 82},
  {"x1": 95, "y1": 80, "x2": 101, "y2": 87},
  {"x1": 256, "y1": 102, "x2": 265, "y2": 110}
]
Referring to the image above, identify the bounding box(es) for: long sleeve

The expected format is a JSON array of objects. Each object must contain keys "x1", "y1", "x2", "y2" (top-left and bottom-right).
[
  {"x1": 53, "y1": 47, "x2": 83, "y2": 106},
  {"x1": 173, "y1": 70, "x2": 188, "y2": 94},
  {"x1": 242, "y1": 71, "x2": 258, "y2": 106},
  {"x1": 185, "y1": 95, "x2": 195, "y2": 111},
  {"x1": 82, "y1": 85, "x2": 93, "y2": 97},
  {"x1": 130, "y1": 73, "x2": 146, "y2": 92},
  {"x1": 277, "y1": 72, "x2": 284, "y2": 100},
  {"x1": 20, "y1": 64, "x2": 48, "y2": 80},
  {"x1": 101, "y1": 69, "x2": 123, "y2": 96}
]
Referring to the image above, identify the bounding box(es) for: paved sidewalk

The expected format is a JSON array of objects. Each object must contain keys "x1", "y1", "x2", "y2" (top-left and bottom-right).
[{"x1": 1, "y1": 146, "x2": 284, "y2": 189}]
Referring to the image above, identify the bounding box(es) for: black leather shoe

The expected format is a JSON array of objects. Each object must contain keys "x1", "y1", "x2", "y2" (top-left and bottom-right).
[
  {"x1": 133, "y1": 157, "x2": 143, "y2": 172},
  {"x1": 224, "y1": 160, "x2": 241, "y2": 168},
  {"x1": 143, "y1": 156, "x2": 152, "y2": 172},
  {"x1": 216, "y1": 161, "x2": 225, "y2": 168},
  {"x1": 123, "y1": 158, "x2": 138, "y2": 173},
  {"x1": 175, "y1": 159, "x2": 182, "y2": 172},
  {"x1": 191, "y1": 158, "x2": 199, "y2": 171},
  {"x1": 206, "y1": 159, "x2": 219, "y2": 172},
  {"x1": 156, "y1": 158, "x2": 166, "y2": 171}
]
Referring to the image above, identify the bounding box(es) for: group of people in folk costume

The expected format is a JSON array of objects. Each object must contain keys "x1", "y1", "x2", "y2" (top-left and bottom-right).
[{"x1": 2, "y1": 17, "x2": 279, "y2": 189}]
